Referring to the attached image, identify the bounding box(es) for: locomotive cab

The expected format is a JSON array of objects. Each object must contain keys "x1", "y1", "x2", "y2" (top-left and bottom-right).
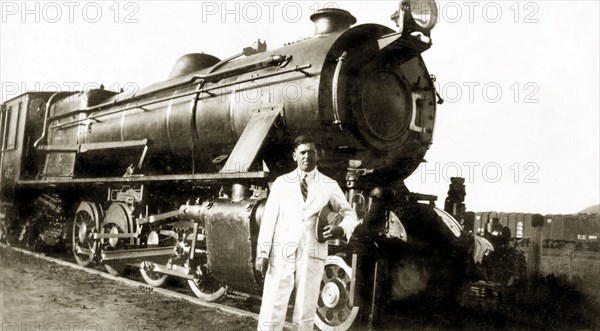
[{"x1": 0, "y1": 92, "x2": 54, "y2": 241}]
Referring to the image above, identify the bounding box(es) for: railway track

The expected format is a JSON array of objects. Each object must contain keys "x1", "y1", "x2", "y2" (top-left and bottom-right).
[
  {"x1": 0, "y1": 243, "x2": 295, "y2": 330},
  {"x1": 2, "y1": 242, "x2": 598, "y2": 330}
]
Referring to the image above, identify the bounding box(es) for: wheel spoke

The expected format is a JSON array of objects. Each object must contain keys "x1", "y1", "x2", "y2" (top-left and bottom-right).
[
  {"x1": 315, "y1": 256, "x2": 359, "y2": 331},
  {"x1": 187, "y1": 269, "x2": 227, "y2": 302},
  {"x1": 140, "y1": 263, "x2": 168, "y2": 287},
  {"x1": 72, "y1": 202, "x2": 100, "y2": 267},
  {"x1": 101, "y1": 203, "x2": 133, "y2": 276}
]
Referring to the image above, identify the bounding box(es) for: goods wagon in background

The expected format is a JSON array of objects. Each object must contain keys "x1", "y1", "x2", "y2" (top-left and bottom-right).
[{"x1": 470, "y1": 211, "x2": 599, "y2": 251}]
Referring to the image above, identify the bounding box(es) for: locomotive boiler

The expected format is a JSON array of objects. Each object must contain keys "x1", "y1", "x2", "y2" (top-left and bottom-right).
[{"x1": 0, "y1": 1, "x2": 485, "y2": 329}]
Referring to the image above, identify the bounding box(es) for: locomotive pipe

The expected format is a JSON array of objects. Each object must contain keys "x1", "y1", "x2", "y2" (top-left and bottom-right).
[
  {"x1": 48, "y1": 63, "x2": 311, "y2": 132},
  {"x1": 208, "y1": 52, "x2": 244, "y2": 74},
  {"x1": 33, "y1": 91, "x2": 78, "y2": 148},
  {"x1": 46, "y1": 55, "x2": 291, "y2": 123},
  {"x1": 231, "y1": 184, "x2": 249, "y2": 202},
  {"x1": 208, "y1": 39, "x2": 267, "y2": 73}
]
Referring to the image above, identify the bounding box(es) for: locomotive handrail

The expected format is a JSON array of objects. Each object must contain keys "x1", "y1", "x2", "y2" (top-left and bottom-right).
[
  {"x1": 37, "y1": 139, "x2": 148, "y2": 153},
  {"x1": 46, "y1": 55, "x2": 291, "y2": 124},
  {"x1": 409, "y1": 91, "x2": 425, "y2": 133},
  {"x1": 331, "y1": 51, "x2": 347, "y2": 131},
  {"x1": 33, "y1": 91, "x2": 79, "y2": 148},
  {"x1": 49, "y1": 64, "x2": 313, "y2": 131},
  {"x1": 18, "y1": 171, "x2": 270, "y2": 186}
]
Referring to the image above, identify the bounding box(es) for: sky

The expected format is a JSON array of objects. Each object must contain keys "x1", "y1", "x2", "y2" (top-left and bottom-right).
[{"x1": 0, "y1": 1, "x2": 598, "y2": 214}]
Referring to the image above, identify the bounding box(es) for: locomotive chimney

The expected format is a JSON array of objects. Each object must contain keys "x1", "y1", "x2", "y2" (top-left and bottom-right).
[{"x1": 310, "y1": 8, "x2": 357, "y2": 35}]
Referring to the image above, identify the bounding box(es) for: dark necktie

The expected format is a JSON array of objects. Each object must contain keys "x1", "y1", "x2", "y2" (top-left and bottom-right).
[{"x1": 300, "y1": 175, "x2": 308, "y2": 201}]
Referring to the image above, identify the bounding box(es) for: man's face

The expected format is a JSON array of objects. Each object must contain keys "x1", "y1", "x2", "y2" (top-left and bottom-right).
[{"x1": 293, "y1": 143, "x2": 318, "y2": 172}]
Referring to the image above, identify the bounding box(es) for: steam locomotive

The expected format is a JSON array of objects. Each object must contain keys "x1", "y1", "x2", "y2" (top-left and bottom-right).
[{"x1": 0, "y1": 1, "x2": 505, "y2": 329}]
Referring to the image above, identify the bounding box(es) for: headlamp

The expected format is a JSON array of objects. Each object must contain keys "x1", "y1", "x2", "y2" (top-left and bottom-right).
[
  {"x1": 391, "y1": 0, "x2": 438, "y2": 35},
  {"x1": 405, "y1": 0, "x2": 438, "y2": 31}
]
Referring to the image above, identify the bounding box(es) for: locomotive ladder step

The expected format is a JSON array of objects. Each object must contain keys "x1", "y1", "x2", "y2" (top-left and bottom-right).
[{"x1": 101, "y1": 246, "x2": 175, "y2": 261}]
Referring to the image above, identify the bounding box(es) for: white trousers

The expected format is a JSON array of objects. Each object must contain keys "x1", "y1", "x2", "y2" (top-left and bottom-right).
[{"x1": 257, "y1": 248, "x2": 324, "y2": 331}]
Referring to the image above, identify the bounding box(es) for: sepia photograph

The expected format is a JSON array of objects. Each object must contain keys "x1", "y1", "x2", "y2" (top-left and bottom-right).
[{"x1": 1, "y1": 1, "x2": 598, "y2": 330}]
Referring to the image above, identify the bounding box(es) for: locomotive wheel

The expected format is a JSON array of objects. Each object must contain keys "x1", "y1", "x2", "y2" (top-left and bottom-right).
[
  {"x1": 72, "y1": 202, "x2": 102, "y2": 267},
  {"x1": 187, "y1": 269, "x2": 227, "y2": 302},
  {"x1": 140, "y1": 262, "x2": 168, "y2": 287},
  {"x1": 101, "y1": 203, "x2": 133, "y2": 276},
  {"x1": 103, "y1": 225, "x2": 127, "y2": 276},
  {"x1": 315, "y1": 256, "x2": 359, "y2": 331}
]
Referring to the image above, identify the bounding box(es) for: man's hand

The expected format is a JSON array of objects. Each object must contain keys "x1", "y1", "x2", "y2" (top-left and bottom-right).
[
  {"x1": 323, "y1": 225, "x2": 344, "y2": 240},
  {"x1": 255, "y1": 257, "x2": 269, "y2": 277}
]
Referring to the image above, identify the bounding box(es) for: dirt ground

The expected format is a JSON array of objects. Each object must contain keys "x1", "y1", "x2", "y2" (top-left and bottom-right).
[
  {"x1": 1, "y1": 244, "x2": 599, "y2": 331},
  {"x1": 0, "y1": 246, "x2": 257, "y2": 331}
]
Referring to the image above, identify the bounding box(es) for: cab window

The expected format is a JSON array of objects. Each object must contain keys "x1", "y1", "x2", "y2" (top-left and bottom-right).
[
  {"x1": 0, "y1": 109, "x2": 4, "y2": 150},
  {"x1": 4, "y1": 103, "x2": 20, "y2": 150}
]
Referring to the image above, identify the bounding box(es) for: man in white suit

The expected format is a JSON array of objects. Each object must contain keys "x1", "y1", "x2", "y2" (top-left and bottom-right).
[{"x1": 256, "y1": 136, "x2": 359, "y2": 331}]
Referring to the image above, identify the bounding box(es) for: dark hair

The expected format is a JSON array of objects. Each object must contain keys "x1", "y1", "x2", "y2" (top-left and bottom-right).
[{"x1": 293, "y1": 135, "x2": 316, "y2": 150}]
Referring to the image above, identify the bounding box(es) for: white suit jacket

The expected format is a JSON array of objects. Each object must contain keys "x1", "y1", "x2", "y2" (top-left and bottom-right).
[{"x1": 257, "y1": 168, "x2": 359, "y2": 261}]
